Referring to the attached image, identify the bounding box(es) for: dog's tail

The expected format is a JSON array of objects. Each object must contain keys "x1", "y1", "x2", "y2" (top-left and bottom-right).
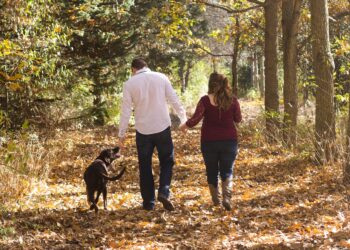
[{"x1": 101, "y1": 167, "x2": 126, "y2": 181}]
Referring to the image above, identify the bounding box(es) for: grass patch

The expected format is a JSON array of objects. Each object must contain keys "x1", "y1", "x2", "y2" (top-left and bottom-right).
[{"x1": 0, "y1": 226, "x2": 16, "y2": 238}]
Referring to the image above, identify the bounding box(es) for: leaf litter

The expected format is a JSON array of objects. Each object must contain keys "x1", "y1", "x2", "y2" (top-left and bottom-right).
[{"x1": 0, "y1": 101, "x2": 349, "y2": 249}]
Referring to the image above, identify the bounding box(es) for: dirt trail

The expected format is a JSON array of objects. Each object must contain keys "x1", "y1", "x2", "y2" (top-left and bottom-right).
[{"x1": 1, "y1": 100, "x2": 349, "y2": 249}]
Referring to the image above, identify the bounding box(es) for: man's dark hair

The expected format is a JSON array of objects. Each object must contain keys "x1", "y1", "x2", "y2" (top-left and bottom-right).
[{"x1": 131, "y1": 58, "x2": 147, "y2": 70}]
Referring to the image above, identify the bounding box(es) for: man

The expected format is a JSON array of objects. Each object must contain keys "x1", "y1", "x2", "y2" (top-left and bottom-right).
[{"x1": 118, "y1": 58, "x2": 186, "y2": 211}]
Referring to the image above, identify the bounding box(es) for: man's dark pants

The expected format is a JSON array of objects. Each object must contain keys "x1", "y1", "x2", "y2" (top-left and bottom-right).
[{"x1": 136, "y1": 127, "x2": 174, "y2": 209}]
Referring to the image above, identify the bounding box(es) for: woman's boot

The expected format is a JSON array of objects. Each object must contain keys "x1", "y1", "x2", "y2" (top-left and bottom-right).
[
  {"x1": 222, "y1": 177, "x2": 233, "y2": 211},
  {"x1": 208, "y1": 184, "x2": 220, "y2": 206}
]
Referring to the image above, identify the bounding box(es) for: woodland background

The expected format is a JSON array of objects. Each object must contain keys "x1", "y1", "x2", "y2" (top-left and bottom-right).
[{"x1": 1, "y1": 0, "x2": 350, "y2": 249}]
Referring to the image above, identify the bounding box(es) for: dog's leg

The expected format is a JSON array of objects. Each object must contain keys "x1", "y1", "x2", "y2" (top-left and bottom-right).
[
  {"x1": 89, "y1": 191, "x2": 100, "y2": 213},
  {"x1": 95, "y1": 190, "x2": 101, "y2": 205},
  {"x1": 87, "y1": 189, "x2": 96, "y2": 210},
  {"x1": 102, "y1": 187, "x2": 107, "y2": 210}
]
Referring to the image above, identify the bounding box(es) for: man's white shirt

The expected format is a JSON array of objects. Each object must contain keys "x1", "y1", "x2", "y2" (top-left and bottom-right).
[{"x1": 118, "y1": 67, "x2": 186, "y2": 138}]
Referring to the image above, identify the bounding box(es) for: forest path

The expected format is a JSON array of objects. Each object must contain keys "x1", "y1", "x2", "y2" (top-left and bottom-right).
[{"x1": 1, "y1": 100, "x2": 349, "y2": 249}]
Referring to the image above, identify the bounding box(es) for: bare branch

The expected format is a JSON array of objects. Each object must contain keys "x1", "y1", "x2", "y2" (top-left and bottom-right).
[
  {"x1": 333, "y1": 10, "x2": 350, "y2": 20},
  {"x1": 250, "y1": 20, "x2": 264, "y2": 31},
  {"x1": 247, "y1": 0, "x2": 265, "y2": 6},
  {"x1": 201, "y1": 1, "x2": 263, "y2": 14},
  {"x1": 196, "y1": 45, "x2": 234, "y2": 57}
]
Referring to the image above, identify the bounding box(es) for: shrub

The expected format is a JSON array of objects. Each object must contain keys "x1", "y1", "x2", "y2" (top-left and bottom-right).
[{"x1": 0, "y1": 128, "x2": 52, "y2": 205}]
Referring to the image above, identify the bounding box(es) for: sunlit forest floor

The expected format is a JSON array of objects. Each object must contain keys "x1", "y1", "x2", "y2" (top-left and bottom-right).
[{"x1": 1, "y1": 100, "x2": 350, "y2": 249}]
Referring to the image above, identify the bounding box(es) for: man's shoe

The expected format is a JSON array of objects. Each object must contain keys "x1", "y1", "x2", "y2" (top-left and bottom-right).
[{"x1": 157, "y1": 195, "x2": 175, "y2": 211}]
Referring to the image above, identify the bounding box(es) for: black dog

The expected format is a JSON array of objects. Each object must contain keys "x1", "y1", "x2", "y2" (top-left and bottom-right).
[{"x1": 83, "y1": 146, "x2": 126, "y2": 213}]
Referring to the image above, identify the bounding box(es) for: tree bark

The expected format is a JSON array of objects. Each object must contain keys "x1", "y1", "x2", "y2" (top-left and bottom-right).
[
  {"x1": 258, "y1": 53, "x2": 265, "y2": 98},
  {"x1": 179, "y1": 59, "x2": 193, "y2": 94},
  {"x1": 91, "y1": 68, "x2": 106, "y2": 126},
  {"x1": 253, "y1": 51, "x2": 259, "y2": 90},
  {"x1": 310, "y1": 0, "x2": 336, "y2": 164},
  {"x1": 184, "y1": 61, "x2": 193, "y2": 90},
  {"x1": 178, "y1": 58, "x2": 186, "y2": 94},
  {"x1": 232, "y1": 17, "x2": 240, "y2": 96},
  {"x1": 282, "y1": 0, "x2": 301, "y2": 146},
  {"x1": 345, "y1": 89, "x2": 350, "y2": 183},
  {"x1": 264, "y1": 0, "x2": 280, "y2": 142}
]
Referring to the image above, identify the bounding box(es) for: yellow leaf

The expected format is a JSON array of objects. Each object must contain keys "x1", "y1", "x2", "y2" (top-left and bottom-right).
[
  {"x1": 0, "y1": 71, "x2": 9, "y2": 79},
  {"x1": 242, "y1": 191, "x2": 252, "y2": 201},
  {"x1": 284, "y1": 202, "x2": 292, "y2": 208},
  {"x1": 138, "y1": 221, "x2": 149, "y2": 227},
  {"x1": 8, "y1": 73, "x2": 22, "y2": 81},
  {"x1": 7, "y1": 82, "x2": 22, "y2": 91},
  {"x1": 79, "y1": 5, "x2": 88, "y2": 11},
  {"x1": 54, "y1": 26, "x2": 62, "y2": 33},
  {"x1": 2, "y1": 39, "x2": 11, "y2": 49},
  {"x1": 288, "y1": 222, "x2": 302, "y2": 231}
]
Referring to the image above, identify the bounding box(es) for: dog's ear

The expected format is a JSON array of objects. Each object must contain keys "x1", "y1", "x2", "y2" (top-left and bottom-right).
[
  {"x1": 112, "y1": 146, "x2": 120, "y2": 154},
  {"x1": 97, "y1": 149, "x2": 111, "y2": 164}
]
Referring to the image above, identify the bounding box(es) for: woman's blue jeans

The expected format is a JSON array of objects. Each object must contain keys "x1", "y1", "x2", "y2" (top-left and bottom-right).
[
  {"x1": 201, "y1": 140, "x2": 238, "y2": 188},
  {"x1": 136, "y1": 127, "x2": 174, "y2": 209}
]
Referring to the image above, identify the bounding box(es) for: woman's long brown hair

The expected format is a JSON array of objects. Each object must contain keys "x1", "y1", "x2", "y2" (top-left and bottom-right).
[{"x1": 208, "y1": 72, "x2": 233, "y2": 110}]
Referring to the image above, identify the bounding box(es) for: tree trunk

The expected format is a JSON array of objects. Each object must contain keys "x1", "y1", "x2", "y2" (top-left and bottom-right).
[
  {"x1": 91, "y1": 69, "x2": 106, "y2": 126},
  {"x1": 179, "y1": 59, "x2": 193, "y2": 94},
  {"x1": 184, "y1": 61, "x2": 193, "y2": 91},
  {"x1": 252, "y1": 51, "x2": 259, "y2": 90},
  {"x1": 258, "y1": 53, "x2": 265, "y2": 99},
  {"x1": 345, "y1": 90, "x2": 350, "y2": 183},
  {"x1": 264, "y1": 0, "x2": 280, "y2": 142},
  {"x1": 231, "y1": 55, "x2": 238, "y2": 96},
  {"x1": 310, "y1": 0, "x2": 336, "y2": 164},
  {"x1": 178, "y1": 58, "x2": 186, "y2": 94},
  {"x1": 282, "y1": 0, "x2": 301, "y2": 146},
  {"x1": 232, "y1": 17, "x2": 240, "y2": 97},
  {"x1": 212, "y1": 57, "x2": 218, "y2": 73}
]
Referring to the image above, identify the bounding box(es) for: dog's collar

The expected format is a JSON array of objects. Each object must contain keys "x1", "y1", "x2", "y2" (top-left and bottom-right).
[{"x1": 95, "y1": 159, "x2": 108, "y2": 166}]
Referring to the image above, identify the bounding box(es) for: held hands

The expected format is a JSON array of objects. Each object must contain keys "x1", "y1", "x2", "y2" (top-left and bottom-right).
[{"x1": 179, "y1": 123, "x2": 189, "y2": 133}]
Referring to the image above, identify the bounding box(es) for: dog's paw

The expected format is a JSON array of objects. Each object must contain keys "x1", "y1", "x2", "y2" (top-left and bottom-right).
[{"x1": 90, "y1": 204, "x2": 99, "y2": 213}]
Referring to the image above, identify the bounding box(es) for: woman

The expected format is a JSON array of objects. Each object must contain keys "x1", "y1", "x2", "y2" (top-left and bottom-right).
[{"x1": 180, "y1": 72, "x2": 242, "y2": 210}]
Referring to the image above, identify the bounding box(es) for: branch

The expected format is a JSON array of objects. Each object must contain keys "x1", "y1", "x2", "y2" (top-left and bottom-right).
[
  {"x1": 97, "y1": 1, "x2": 121, "y2": 7},
  {"x1": 196, "y1": 45, "x2": 233, "y2": 57},
  {"x1": 201, "y1": 1, "x2": 263, "y2": 14},
  {"x1": 247, "y1": 0, "x2": 265, "y2": 6},
  {"x1": 333, "y1": 10, "x2": 350, "y2": 20},
  {"x1": 250, "y1": 20, "x2": 264, "y2": 31}
]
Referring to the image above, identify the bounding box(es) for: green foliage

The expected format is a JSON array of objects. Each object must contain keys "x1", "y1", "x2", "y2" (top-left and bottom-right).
[
  {"x1": 238, "y1": 64, "x2": 252, "y2": 92},
  {"x1": 0, "y1": 226, "x2": 16, "y2": 238},
  {"x1": 180, "y1": 60, "x2": 210, "y2": 107},
  {"x1": 0, "y1": 110, "x2": 10, "y2": 129},
  {"x1": 0, "y1": 0, "x2": 72, "y2": 127},
  {"x1": 245, "y1": 89, "x2": 260, "y2": 100}
]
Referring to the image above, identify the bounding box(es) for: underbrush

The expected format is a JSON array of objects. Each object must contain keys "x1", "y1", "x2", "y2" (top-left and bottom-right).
[
  {"x1": 241, "y1": 110, "x2": 348, "y2": 173},
  {"x1": 0, "y1": 130, "x2": 53, "y2": 206}
]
